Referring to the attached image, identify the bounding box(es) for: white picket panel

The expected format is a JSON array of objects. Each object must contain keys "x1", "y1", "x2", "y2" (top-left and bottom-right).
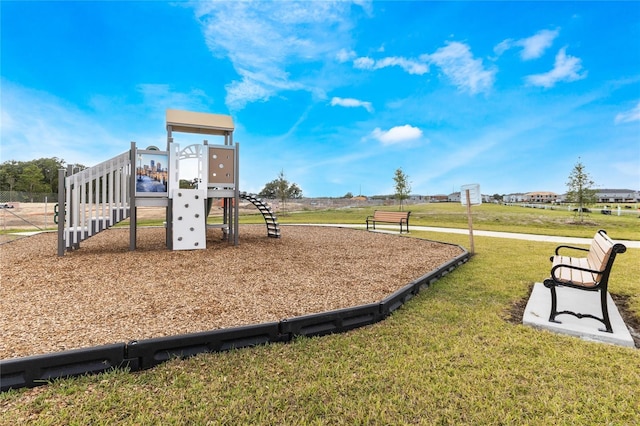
[{"x1": 62, "y1": 151, "x2": 131, "y2": 250}]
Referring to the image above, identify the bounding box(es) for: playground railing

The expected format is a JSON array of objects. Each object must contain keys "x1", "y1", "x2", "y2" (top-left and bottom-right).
[{"x1": 59, "y1": 151, "x2": 131, "y2": 254}]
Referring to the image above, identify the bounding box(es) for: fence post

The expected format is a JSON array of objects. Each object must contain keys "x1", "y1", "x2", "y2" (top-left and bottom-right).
[{"x1": 57, "y1": 168, "x2": 66, "y2": 257}]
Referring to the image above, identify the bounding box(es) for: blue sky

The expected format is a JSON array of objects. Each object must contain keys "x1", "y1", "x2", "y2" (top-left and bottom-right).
[{"x1": 2, "y1": 1, "x2": 639, "y2": 197}]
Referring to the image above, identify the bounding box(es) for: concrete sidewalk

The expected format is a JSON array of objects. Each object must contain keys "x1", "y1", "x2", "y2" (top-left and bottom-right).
[
  {"x1": 293, "y1": 223, "x2": 640, "y2": 248},
  {"x1": 412, "y1": 226, "x2": 640, "y2": 247}
]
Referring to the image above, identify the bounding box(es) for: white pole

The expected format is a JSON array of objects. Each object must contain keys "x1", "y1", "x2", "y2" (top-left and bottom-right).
[{"x1": 466, "y1": 189, "x2": 475, "y2": 255}]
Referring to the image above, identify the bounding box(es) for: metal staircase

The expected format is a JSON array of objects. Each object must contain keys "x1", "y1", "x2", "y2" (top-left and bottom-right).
[{"x1": 240, "y1": 192, "x2": 281, "y2": 238}]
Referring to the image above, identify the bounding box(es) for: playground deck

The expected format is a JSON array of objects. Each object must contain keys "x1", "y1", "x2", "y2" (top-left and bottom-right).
[{"x1": 0, "y1": 225, "x2": 463, "y2": 360}]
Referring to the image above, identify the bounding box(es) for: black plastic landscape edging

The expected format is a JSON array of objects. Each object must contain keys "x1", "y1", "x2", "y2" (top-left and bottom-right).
[
  {"x1": 0, "y1": 248, "x2": 470, "y2": 392},
  {"x1": 126, "y1": 322, "x2": 285, "y2": 370},
  {"x1": 280, "y1": 303, "x2": 383, "y2": 338},
  {"x1": 0, "y1": 343, "x2": 126, "y2": 392}
]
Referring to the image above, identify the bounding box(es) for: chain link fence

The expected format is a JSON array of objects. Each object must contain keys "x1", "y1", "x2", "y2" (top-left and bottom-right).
[
  {"x1": 0, "y1": 194, "x2": 57, "y2": 235},
  {"x1": 0, "y1": 190, "x2": 57, "y2": 204}
]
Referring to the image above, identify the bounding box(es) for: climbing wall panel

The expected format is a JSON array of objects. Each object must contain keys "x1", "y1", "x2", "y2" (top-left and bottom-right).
[{"x1": 172, "y1": 189, "x2": 206, "y2": 250}]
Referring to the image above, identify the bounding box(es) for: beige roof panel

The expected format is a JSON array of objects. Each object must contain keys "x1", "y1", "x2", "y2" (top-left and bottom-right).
[{"x1": 166, "y1": 109, "x2": 234, "y2": 135}]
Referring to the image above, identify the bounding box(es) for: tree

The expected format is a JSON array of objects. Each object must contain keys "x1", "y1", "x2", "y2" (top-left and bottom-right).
[
  {"x1": 393, "y1": 168, "x2": 411, "y2": 211},
  {"x1": 33, "y1": 157, "x2": 65, "y2": 193},
  {"x1": 16, "y1": 164, "x2": 47, "y2": 202},
  {"x1": 343, "y1": 192, "x2": 354, "y2": 199},
  {"x1": 0, "y1": 157, "x2": 68, "y2": 196},
  {"x1": 565, "y1": 159, "x2": 597, "y2": 223},
  {"x1": 259, "y1": 170, "x2": 303, "y2": 213},
  {"x1": 0, "y1": 160, "x2": 21, "y2": 199}
]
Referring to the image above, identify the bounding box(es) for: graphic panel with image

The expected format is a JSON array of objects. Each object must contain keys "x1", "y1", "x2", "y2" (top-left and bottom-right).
[{"x1": 136, "y1": 152, "x2": 169, "y2": 195}]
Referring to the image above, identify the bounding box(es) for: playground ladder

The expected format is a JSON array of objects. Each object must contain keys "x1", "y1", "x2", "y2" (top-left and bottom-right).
[{"x1": 240, "y1": 192, "x2": 281, "y2": 238}]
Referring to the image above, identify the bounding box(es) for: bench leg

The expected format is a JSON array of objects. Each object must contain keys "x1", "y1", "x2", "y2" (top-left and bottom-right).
[
  {"x1": 548, "y1": 285, "x2": 561, "y2": 324},
  {"x1": 599, "y1": 289, "x2": 613, "y2": 333},
  {"x1": 547, "y1": 283, "x2": 613, "y2": 333}
]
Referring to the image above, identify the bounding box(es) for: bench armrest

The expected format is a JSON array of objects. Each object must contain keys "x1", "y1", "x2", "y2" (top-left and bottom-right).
[{"x1": 554, "y1": 245, "x2": 589, "y2": 256}]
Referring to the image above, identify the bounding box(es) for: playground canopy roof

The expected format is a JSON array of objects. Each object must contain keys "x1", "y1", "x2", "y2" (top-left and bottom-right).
[{"x1": 166, "y1": 109, "x2": 234, "y2": 136}]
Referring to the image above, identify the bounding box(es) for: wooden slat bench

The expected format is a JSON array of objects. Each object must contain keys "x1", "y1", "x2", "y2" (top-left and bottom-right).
[
  {"x1": 366, "y1": 210, "x2": 410, "y2": 234},
  {"x1": 543, "y1": 229, "x2": 627, "y2": 333}
]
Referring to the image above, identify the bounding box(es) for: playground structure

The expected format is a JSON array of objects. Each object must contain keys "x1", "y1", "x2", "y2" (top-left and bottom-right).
[{"x1": 57, "y1": 109, "x2": 280, "y2": 256}]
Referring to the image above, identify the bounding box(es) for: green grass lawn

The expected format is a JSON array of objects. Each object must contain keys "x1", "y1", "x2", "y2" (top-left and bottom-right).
[
  {"x1": 1, "y1": 206, "x2": 639, "y2": 424},
  {"x1": 257, "y1": 202, "x2": 640, "y2": 241}
]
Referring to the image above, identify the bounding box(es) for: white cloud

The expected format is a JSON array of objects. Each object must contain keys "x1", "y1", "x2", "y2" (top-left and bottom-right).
[
  {"x1": 518, "y1": 29, "x2": 559, "y2": 60},
  {"x1": 371, "y1": 125, "x2": 423, "y2": 145},
  {"x1": 353, "y1": 55, "x2": 429, "y2": 75},
  {"x1": 376, "y1": 57, "x2": 429, "y2": 75},
  {"x1": 330, "y1": 97, "x2": 373, "y2": 112},
  {"x1": 525, "y1": 47, "x2": 587, "y2": 88},
  {"x1": 352, "y1": 41, "x2": 493, "y2": 94},
  {"x1": 353, "y1": 56, "x2": 376, "y2": 70},
  {"x1": 494, "y1": 29, "x2": 559, "y2": 60},
  {"x1": 425, "y1": 42, "x2": 495, "y2": 94},
  {"x1": 225, "y1": 78, "x2": 275, "y2": 108},
  {"x1": 493, "y1": 39, "x2": 514, "y2": 57},
  {"x1": 192, "y1": 1, "x2": 364, "y2": 110},
  {"x1": 336, "y1": 48, "x2": 356, "y2": 63},
  {"x1": 614, "y1": 101, "x2": 640, "y2": 124}
]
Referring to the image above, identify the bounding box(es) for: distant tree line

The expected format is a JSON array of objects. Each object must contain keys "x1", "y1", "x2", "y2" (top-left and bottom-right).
[{"x1": 0, "y1": 157, "x2": 86, "y2": 201}]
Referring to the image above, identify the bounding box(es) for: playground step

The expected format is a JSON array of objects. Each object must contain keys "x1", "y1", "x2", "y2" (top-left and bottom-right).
[{"x1": 64, "y1": 208, "x2": 131, "y2": 249}]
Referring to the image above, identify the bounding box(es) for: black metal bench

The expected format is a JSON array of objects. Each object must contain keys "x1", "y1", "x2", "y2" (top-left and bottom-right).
[
  {"x1": 543, "y1": 229, "x2": 626, "y2": 333},
  {"x1": 366, "y1": 210, "x2": 410, "y2": 234}
]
